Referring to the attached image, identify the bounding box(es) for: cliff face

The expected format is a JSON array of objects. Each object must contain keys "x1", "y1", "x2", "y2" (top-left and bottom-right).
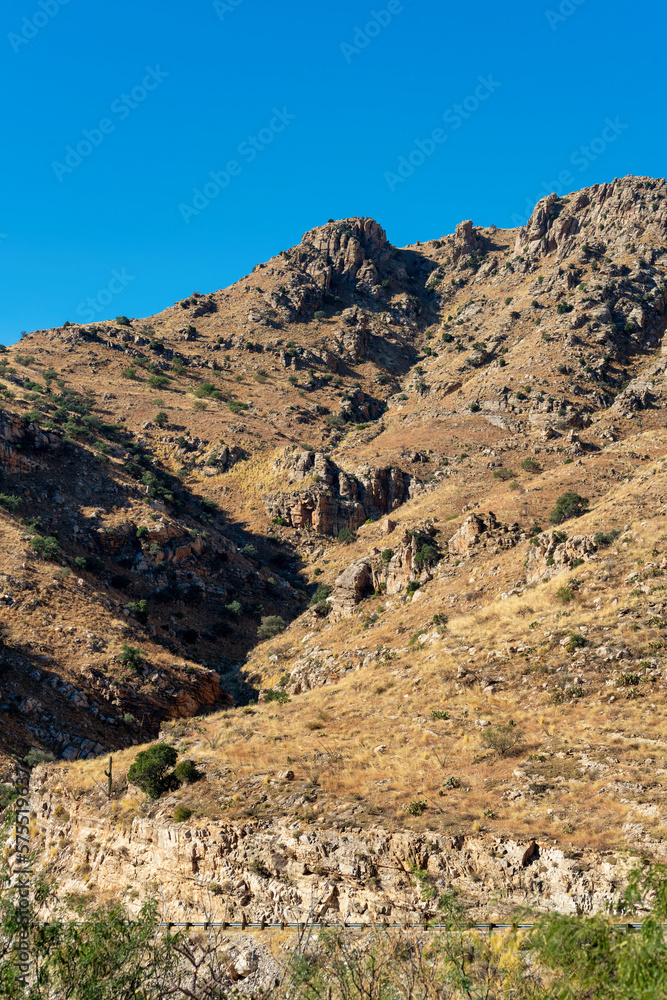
[{"x1": 30, "y1": 766, "x2": 629, "y2": 924}]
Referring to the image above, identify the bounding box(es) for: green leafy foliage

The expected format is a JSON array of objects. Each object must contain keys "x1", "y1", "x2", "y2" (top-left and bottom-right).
[
  {"x1": 480, "y1": 722, "x2": 524, "y2": 756},
  {"x1": 258, "y1": 615, "x2": 286, "y2": 638},
  {"x1": 127, "y1": 744, "x2": 178, "y2": 799},
  {"x1": 118, "y1": 643, "x2": 144, "y2": 669},
  {"x1": 550, "y1": 491, "x2": 590, "y2": 525}
]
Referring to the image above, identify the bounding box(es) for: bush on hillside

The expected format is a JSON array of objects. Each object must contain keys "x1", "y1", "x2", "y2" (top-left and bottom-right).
[
  {"x1": 258, "y1": 615, "x2": 286, "y2": 639},
  {"x1": 550, "y1": 491, "x2": 590, "y2": 525},
  {"x1": 127, "y1": 744, "x2": 178, "y2": 799}
]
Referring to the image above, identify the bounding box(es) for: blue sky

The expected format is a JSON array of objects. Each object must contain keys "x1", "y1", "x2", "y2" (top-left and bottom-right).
[{"x1": 0, "y1": 0, "x2": 663, "y2": 343}]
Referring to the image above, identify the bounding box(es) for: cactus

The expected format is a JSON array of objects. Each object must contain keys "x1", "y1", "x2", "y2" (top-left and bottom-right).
[{"x1": 103, "y1": 755, "x2": 113, "y2": 798}]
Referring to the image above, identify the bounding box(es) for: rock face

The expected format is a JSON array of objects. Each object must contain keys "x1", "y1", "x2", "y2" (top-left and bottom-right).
[
  {"x1": 526, "y1": 531, "x2": 599, "y2": 584},
  {"x1": 29, "y1": 770, "x2": 633, "y2": 924},
  {"x1": 448, "y1": 513, "x2": 524, "y2": 560},
  {"x1": 329, "y1": 560, "x2": 374, "y2": 617},
  {"x1": 264, "y1": 448, "x2": 412, "y2": 537},
  {"x1": 0, "y1": 408, "x2": 61, "y2": 472}
]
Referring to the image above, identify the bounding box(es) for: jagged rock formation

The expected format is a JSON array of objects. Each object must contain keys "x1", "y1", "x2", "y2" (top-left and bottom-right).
[
  {"x1": 447, "y1": 512, "x2": 525, "y2": 560},
  {"x1": 526, "y1": 531, "x2": 600, "y2": 584},
  {"x1": 264, "y1": 448, "x2": 412, "y2": 536}
]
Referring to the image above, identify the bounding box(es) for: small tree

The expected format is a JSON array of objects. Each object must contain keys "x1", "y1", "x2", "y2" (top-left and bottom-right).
[
  {"x1": 338, "y1": 526, "x2": 356, "y2": 544},
  {"x1": 119, "y1": 642, "x2": 144, "y2": 669},
  {"x1": 127, "y1": 744, "x2": 178, "y2": 799},
  {"x1": 258, "y1": 615, "x2": 286, "y2": 639},
  {"x1": 550, "y1": 491, "x2": 590, "y2": 525}
]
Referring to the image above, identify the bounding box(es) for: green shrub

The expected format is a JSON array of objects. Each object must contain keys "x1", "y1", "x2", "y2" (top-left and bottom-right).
[
  {"x1": 310, "y1": 583, "x2": 332, "y2": 605},
  {"x1": 414, "y1": 544, "x2": 438, "y2": 568},
  {"x1": 264, "y1": 689, "x2": 290, "y2": 705},
  {"x1": 116, "y1": 315, "x2": 131, "y2": 326},
  {"x1": 381, "y1": 548, "x2": 393, "y2": 564},
  {"x1": 23, "y1": 749, "x2": 56, "y2": 768},
  {"x1": 241, "y1": 543, "x2": 258, "y2": 559},
  {"x1": 0, "y1": 494, "x2": 20, "y2": 512},
  {"x1": 338, "y1": 526, "x2": 356, "y2": 544},
  {"x1": 273, "y1": 515, "x2": 288, "y2": 525},
  {"x1": 136, "y1": 526, "x2": 148, "y2": 539},
  {"x1": 550, "y1": 491, "x2": 590, "y2": 525},
  {"x1": 173, "y1": 805, "x2": 193, "y2": 823},
  {"x1": 557, "y1": 302, "x2": 574, "y2": 314},
  {"x1": 0, "y1": 783, "x2": 18, "y2": 810},
  {"x1": 121, "y1": 366, "x2": 136, "y2": 379},
  {"x1": 313, "y1": 310, "x2": 326, "y2": 319},
  {"x1": 119, "y1": 643, "x2": 144, "y2": 669},
  {"x1": 128, "y1": 744, "x2": 178, "y2": 799},
  {"x1": 556, "y1": 585, "x2": 574, "y2": 603},
  {"x1": 406, "y1": 581, "x2": 420, "y2": 596},
  {"x1": 258, "y1": 615, "x2": 286, "y2": 638},
  {"x1": 154, "y1": 411, "x2": 168, "y2": 426},
  {"x1": 521, "y1": 458, "x2": 541, "y2": 473},
  {"x1": 225, "y1": 600, "x2": 242, "y2": 617},
  {"x1": 148, "y1": 375, "x2": 170, "y2": 389},
  {"x1": 125, "y1": 599, "x2": 149, "y2": 624},
  {"x1": 480, "y1": 723, "x2": 524, "y2": 756},
  {"x1": 470, "y1": 402, "x2": 481, "y2": 412},
  {"x1": 29, "y1": 535, "x2": 61, "y2": 561},
  {"x1": 594, "y1": 529, "x2": 620, "y2": 547},
  {"x1": 405, "y1": 800, "x2": 427, "y2": 816},
  {"x1": 227, "y1": 400, "x2": 249, "y2": 414},
  {"x1": 493, "y1": 468, "x2": 515, "y2": 481},
  {"x1": 431, "y1": 710, "x2": 449, "y2": 720},
  {"x1": 174, "y1": 760, "x2": 200, "y2": 785}
]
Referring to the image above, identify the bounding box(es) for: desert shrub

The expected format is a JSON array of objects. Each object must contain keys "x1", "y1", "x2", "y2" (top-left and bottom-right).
[
  {"x1": 258, "y1": 615, "x2": 286, "y2": 638},
  {"x1": 469, "y1": 402, "x2": 480, "y2": 412},
  {"x1": 241, "y1": 543, "x2": 258, "y2": 559},
  {"x1": 137, "y1": 526, "x2": 148, "y2": 539},
  {"x1": 432, "y1": 612, "x2": 448, "y2": 628},
  {"x1": 23, "y1": 749, "x2": 56, "y2": 768},
  {"x1": 568, "y1": 633, "x2": 585, "y2": 649},
  {"x1": 174, "y1": 760, "x2": 200, "y2": 785},
  {"x1": 550, "y1": 491, "x2": 589, "y2": 525},
  {"x1": 0, "y1": 783, "x2": 18, "y2": 810},
  {"x1": 617, "y1": 672, "x2": 641, "y2": 687},
  {"x1": 121, "y1": 366, "x2": 136, "y2": 379},
  {"x1": 173, "y1": 805, "x2": 192, "y2": 823},
  {"x1": 116, "y1": 315, "x2": 131, "y2": 326},
  {"x1": 405, "y1": 800, "x2": 427, "y2": 816},
  {"x1": 127, "y1": 744, "x2": 178, "y2": 799},
  {"x1": 272, "y1": 515, "x2": 287, "y2": 525},
  {"x1": 264, "y1": 689, "x2": 290, "y2": 705},
  {"x1": 493, "y1": 468, "x2": 515, "y2": 481},
  {"x1": 431, "y1": 710, "x2": 449, "y2": 720},
  {"x1": 194, "y1": 382, "x2": 220, "y2": 399},
  {"x1": 480, "y1": 723, "x2": 524, "y2": 756},
  {"x1": 310, "y1": 583, "x2": 332, "y2": 605},
  {"x1": 556, "y1": 585, "x2": 574, "y2": 603},
  {"x1": 381, "y1": 548, "x2": 393, "y2": 564},
  {"x1": 594, "y1": 529, "x2": 620, "y2": 547},
  {"x1": 521, "y1": 458, "x2": 541, "y2": 473},
  {"x1": 148, "y1": 375, "x2": 170, "y2": 389},
  {"x1": 556, "y1": 301, "x2": 574, "y2": 314},
  {"x1": 337, "y1": 526, "x2": 356, "y2": 544},
  {"x1": 227, "y1": 400, "x2": 249, "y2": 414},
  {"x1": 225, "y1": 600, "x2": 242, "y2": 617},
  {"x1": 29, "y1": 535, "x2": 61, "y2": 561},
  {"x1": 414, "y1": 543, "x2": 438, "y2": 568},
  {"x1": 125, "y1": 599, "x2": 149, "y2": 624},
  {"x1": 0, "y1": 494, "x2": 20, "y2": 512},
  {"x1": 154, "y1": 411, "x2": 169, "y2": 426},
  {"x1": 118, "y1": 643, "x2": 144, "y2": 669}
]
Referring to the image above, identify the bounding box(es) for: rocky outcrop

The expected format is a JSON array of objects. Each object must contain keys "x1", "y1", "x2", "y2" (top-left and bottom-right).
[
  {"x1": 0, "y1": 408, "x2": 61, "y2": 472},
  {"x1": 526, "y1": 531, "x2": 599, "y2": 584},
  {"x1": 448, "y1": 513, "x2": 524, "y2": 560},
  {"x1": 329, "y1": 559, "x2": 373, "y2": 617},
  {"x1": 264, "y1": 449, "x2": 412, "y2": 537},
  {"x1": 29, "y1": 769, "x2": 634, "y2": 924}
]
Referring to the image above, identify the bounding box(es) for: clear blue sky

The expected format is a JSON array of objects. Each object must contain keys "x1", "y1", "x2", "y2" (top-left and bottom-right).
[{"x1": 0, "y1": 0, "x2": 663, "y2": 343}]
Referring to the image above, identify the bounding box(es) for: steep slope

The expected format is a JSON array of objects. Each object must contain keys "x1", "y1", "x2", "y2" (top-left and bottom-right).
[{"x1": 3, "y1": 173, "x2": 667, "y2": 922}]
